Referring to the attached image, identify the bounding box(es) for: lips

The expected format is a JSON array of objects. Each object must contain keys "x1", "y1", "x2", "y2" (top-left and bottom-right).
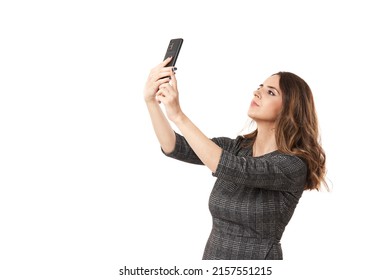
[{"x1": 251, "y1": 100, "x2": 260, "y2": 107}]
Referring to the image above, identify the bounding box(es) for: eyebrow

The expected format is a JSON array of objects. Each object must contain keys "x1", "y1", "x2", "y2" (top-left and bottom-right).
[{"x1": 259, "y1": 84, "x2": 281, "y2": 95}]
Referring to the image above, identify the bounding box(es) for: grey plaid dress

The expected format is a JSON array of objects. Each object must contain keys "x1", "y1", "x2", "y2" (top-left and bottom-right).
[{"x1": 164, "y1": 132, "x2": 307, "y2": 260}]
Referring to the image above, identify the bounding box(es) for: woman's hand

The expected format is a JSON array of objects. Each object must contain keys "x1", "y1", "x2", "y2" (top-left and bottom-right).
[
  {"x1": 145, "y1": 59, "x2": 222, "y2": 171},
  {"x1": 156, "y1": 68, "x2": 184, "y2": 123},
  {"x1": 144, "y1": 57, "x2": 174, "y2": 103}
]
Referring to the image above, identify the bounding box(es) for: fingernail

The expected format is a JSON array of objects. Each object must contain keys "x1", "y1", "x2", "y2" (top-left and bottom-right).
[{"x1": 172, "y1": 67, "x2": 177, "y2": 71}]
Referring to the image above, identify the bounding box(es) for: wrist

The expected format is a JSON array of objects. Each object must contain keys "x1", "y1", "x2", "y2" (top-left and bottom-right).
[
  {"x1": 171, "y1": 111, "x2": 187, "y2": 126},
  {"x1": 144, "y1": 97, "x2": 158, "y2": 105}
]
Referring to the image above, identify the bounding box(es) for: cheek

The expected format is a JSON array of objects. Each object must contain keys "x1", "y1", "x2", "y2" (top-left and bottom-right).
[{"x1": 269, "y1": 100, "x2": 283, "y2": 116}]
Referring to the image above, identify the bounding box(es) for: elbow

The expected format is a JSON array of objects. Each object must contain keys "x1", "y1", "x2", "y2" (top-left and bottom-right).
[
  {"x1": 209, "y1": 164, "x2": 218, "y2": 174},
  {"x1": 207, "y1": 149, "x2": 223, "y2": 173},
  {"x1": 161, "y1": 144, "x2": 175, "y2": 155}
]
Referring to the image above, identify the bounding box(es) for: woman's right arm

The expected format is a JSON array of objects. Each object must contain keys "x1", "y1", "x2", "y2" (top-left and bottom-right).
[{"x1": 144, "y1": 57, "x2": 176, "y2": 154}]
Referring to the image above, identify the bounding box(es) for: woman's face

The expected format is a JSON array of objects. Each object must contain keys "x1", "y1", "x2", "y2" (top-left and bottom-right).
[{"x1": 247, "y1": 75, "x2": 283, "y2": 123}]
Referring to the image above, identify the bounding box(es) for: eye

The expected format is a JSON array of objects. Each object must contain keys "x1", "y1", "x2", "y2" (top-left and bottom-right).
[{"x1": 268, "y1": 90, "x2": 276, "y2": 96}]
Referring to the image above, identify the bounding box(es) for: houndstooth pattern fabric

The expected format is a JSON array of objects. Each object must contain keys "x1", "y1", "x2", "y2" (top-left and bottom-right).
[{"x1": 163, "y1": 132, "x2": 307, "y2": 260}]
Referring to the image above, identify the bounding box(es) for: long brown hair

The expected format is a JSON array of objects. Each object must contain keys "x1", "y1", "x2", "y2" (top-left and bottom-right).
[{"x1": 244, "y1": 72, "x2": 328, "y2": 191}]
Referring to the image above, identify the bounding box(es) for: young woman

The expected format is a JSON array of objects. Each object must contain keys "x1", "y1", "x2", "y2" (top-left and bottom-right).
[{"x1": 144, "y1": 57, "x2": 327, "y2": 260}]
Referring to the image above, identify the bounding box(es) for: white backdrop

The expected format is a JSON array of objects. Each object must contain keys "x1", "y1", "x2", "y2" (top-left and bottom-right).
[{"x1": 1, "y1": 0, "x2": 389, "y2": 279}]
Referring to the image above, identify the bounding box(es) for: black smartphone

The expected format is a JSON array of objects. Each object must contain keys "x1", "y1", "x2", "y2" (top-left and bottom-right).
[{"x1": 163, "y1": 38, "x2": 183, "y2": 67}]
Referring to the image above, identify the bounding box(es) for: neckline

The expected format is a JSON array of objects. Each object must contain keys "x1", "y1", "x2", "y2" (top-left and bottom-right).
[{"x1": 251, "y1": 149, "x2": 280, "y2": 158}]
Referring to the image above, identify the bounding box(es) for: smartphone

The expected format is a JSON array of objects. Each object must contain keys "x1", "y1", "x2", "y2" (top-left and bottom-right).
[{"x1": 163, "y1": 38, "x2": 183, "y2": 67}]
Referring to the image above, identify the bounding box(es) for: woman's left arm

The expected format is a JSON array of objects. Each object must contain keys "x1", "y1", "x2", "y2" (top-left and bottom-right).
[{"x1": 157, "y1": 73, "x2": 222, "y2": 173}]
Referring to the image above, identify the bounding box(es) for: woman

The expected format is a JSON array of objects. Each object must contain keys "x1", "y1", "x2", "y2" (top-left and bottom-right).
[{"x1": 144, "y1": 57, "x2": 327, "y2": 260}]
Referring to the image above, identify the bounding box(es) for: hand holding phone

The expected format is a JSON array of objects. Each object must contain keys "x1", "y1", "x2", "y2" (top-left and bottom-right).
[{"x1": 163, "y1": 38, "x2": 183, "y2": 67}]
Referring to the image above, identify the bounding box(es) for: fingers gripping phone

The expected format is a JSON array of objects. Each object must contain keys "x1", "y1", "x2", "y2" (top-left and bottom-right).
[{"x1": 163, "y1": 38, "x2": 183, "y2": 67}]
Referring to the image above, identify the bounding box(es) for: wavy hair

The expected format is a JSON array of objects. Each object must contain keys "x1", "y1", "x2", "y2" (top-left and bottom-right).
[{"x1": 244, "y1": 72, "x2": 328, "y2": 191}]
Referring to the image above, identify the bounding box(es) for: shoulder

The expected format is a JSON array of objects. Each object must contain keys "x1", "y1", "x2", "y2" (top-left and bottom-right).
[
  {"x1": 268, "y1": 152, "x2": 307, "y2": 174},
  {"x1": 272, "y1": 151, "x2": 307, "y2": 174},
  {"x1": 263, "y1": 152, "x2": 307, "y2": 190}
]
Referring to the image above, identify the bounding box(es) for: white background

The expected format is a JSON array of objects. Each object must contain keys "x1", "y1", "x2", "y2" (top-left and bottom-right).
[{"x1": 1, "y1": 0, "x2": 389, "y2": 279}]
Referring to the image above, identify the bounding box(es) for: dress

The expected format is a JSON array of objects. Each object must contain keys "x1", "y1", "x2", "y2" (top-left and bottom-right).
[{"x1": 164, "y1": 132, "x2": 307, "y2": 260}]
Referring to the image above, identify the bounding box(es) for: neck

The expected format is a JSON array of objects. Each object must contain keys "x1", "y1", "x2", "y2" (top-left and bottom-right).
[{"x1": 252, "y1": 121, "x2": 278, "y2": 157}]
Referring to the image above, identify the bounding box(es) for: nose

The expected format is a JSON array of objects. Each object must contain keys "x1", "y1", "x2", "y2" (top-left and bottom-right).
[{"x1": 253, "y1": 90, "x2": 262, "y2": 99}]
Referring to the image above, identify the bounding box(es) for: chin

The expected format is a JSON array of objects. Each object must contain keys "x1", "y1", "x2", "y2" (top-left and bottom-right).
[
  {"x1": 247, "y1": 110, "x2": 260, "y2": 120},
  {"x1": 248, "y1": 114, "x2": 276, "y2": 123},
  {"x1": 247, "y1": 109, "x2": 256, "y2": 119}
]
